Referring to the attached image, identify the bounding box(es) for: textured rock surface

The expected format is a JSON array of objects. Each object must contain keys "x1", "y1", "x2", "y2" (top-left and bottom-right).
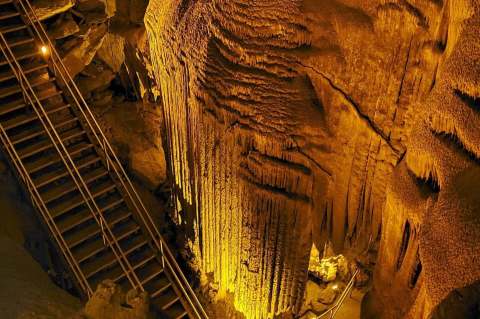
[
  {"x1": 19, "y1": 0, "x2": 480, "y2": 318},
  {"x1": 0, "y1": 161, "x2": 81, "y2": 318},
  {"x1": 62, "y1": 23, "x2": 108, "y2": 77},
  {"x1": 82, "y1": 280, "x2": 150, "y2": 319},
  {"x1": 0, "y1": 235, "x2": 81, "y2": 318},
  {"x1": 145, "y1": 0, "x2": 480, "y2": 318},
  {"x1": 32, "y1": 0, "x2": 75, "y2": 21},
  {"x1": 99, "y1": 101, "x2": 167, "y2": 191}
]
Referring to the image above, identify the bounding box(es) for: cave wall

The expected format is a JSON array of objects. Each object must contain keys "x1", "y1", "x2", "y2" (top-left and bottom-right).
[
  {"x1": 144, "y1": 0, "x2": 480, "y2": 318},
  {"x1": 0, "y1": 160, "x2": 82, "y2": 318}
]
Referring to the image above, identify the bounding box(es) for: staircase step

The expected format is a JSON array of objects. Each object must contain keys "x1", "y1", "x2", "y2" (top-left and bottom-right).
[
  {"x1": 0, "y1": 60, "x2": 47, "y2": 83},
  {"x1": 41, "y1": 166, "x2": 108, "y2": 204},
  {"x1": 18, "y1": 126, "x2": 85, "y2": 159},
  {"x1": 89, "y1": 244, "x2": 156, "y2": 288},
  {"x1": 0, "y1": 46, "x2": 38, "y2": 67},
  {"x1": 12, "y1": 116, "x2": 77, "y2": 145},
  {"x1": 82, "y1": 232, "x2": 148, "y2": 279},
  {"x1": 1, "y1": 34, "x2": 34, "y2": 50},
  {"x1": 0, "y1": 14, "x2": 190, "y2": 314},
  {"x1": 0, "y1": 76, "x2": 55, "y2": 99},
  {"x1": 34, "y1": 153, "x2": 101, "y2": 188},
  {"x1": 0, "y1": 9, "x2": 19, "y2": 20},
  {"x1": 25, "y1": 141, "x2": 93, "y2": 174},
  {"x1": 0, "y1": 0, "x2": 13, "y2": 6},
  {"x1": 165, "y1": 303, "x2": 189, "y2": 319},
  {"x1": 0, "y1": 21, "x2": 27, "y2": 34},
  {"x1": 0, "y1": 87, "x2": 62, "y2": 116},
  {"x1": 3, "y1": 103, "x2": 70, "y2": 130},
  {"x1": 65, "y1": 207, "x2": 132, "y2": 248},
  {"x1": 137, "y1": 258, "x2": 164, "y2": 285},
  {"x1": 150, "y1": 280, "x2": 177, "y2": 308},
  {"x1": 75, "y1": 218, "x2": 142, "y2": 264},
  {"x1": 56, "y1": 194, "x2": 125, "y2": 233},
  {"x1": 50, "y1": 180, "x2": 117, "y2": 218}
]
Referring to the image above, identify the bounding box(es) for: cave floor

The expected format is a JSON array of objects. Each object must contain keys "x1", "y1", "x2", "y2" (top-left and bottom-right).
[{"x1": 334, "y1": 289, "x2": 363, "y2": 319}]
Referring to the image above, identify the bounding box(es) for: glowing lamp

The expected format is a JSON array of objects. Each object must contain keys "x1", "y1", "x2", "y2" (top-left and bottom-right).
[
  {"x1": 40, "y1": 45, "x2": 49, "y2": 56},
  {"x1": 332, "y1": 284, "x2": 339, "y2": 291}
]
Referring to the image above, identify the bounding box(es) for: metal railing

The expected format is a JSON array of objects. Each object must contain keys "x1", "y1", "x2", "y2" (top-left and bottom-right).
[
  {"x1": 317, "y1": 269, "x2": 360, "y2": 319},
  {"x1": 0, "y1": 24, "x2": 145, "y2": 296},
  {"x1": 0, "y1": 32, "x2": 92, "y2": 295},
  {"x1": 13, "y1": 0, "x2": 208, "y2": 317}
]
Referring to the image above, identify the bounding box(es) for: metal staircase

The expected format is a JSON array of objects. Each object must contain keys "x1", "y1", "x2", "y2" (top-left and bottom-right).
[{"x1": 0, "y1": 1, "x2": 207, "y2": 318}]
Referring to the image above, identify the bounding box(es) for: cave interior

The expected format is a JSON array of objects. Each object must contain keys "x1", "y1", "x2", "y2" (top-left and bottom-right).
[{"x1": 0, "y1": 0, "x2": 479, "y2": 319}]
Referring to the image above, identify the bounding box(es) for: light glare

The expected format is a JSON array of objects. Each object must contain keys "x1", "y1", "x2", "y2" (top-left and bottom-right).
[{"x1": 40, "y1": 45, "x2": 48, "y2": 56}]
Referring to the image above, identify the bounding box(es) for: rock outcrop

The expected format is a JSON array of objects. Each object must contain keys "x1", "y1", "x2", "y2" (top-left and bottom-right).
[
  {"x1": 32, "y1": 0, "x2": 75, "y2": 21},
  {"x1": 144, "y1": 0, "x2": 480, "y2": 318},
  {"x1": 82, "y1": 280, "x2": 150, "y2": 319}
]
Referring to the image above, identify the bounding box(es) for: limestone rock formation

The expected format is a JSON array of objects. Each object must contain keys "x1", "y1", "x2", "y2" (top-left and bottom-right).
[
  {"x1": 6, "y1": 0, "x2": 480, "y2": 318},
  {"x1": 82, "y1": 280, "x2": 150, "y2": 319},
  {"x1": 48, "y1": 13, "x2": 80, "y2": 40},
  {"x1": 97, "y1": 32, "x2": 126, "y2": 73},
  {"x1": 62, "y1": 23, "x2": 108, "y2": 77},
  {"x1": 144, "y1": 0, "x2": 480, "y2": 318},
  {"x1": 32, "y1": 0, "x2": 75, "y2": 21},
  {"x1": 99, "y1": 101, "x2": 167, "y2": 191}
]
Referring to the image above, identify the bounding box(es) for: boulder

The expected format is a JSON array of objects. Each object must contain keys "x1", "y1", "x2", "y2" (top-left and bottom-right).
[
  {"x1": 83, "y1": 280, "x2": 150, "y2": 319},
  {"x1": 77, "y1": 61, "x2": 115, "y2": 96},
  {"x1": 48, "y1": 14, "x2": 80, "y2": 39},
  {"x1": 130, "y1": 146, "x2": 167, "y2": 191},
  {"x1": 76, "y1": 0, "x2": 115, "y2": 22},
  {"x1": 62, "y1": 23, "x2": 108, "y2": 77},
  {"x1": 32, "y1": 0, "x2": 75, "y2": 21},
  {"x1": 97, "y1": 33, "x2": 126, "y2": 72}
]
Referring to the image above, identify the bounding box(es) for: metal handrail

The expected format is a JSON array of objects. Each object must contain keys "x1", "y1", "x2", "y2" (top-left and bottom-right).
[
  {"x1": 0, "y1": 27, "x2": 142, "y2": 293},
  {"x1": 0, "y1": 34, "x2": 91, "y2": 295},
  {"x1": 317, "y1": 269, "x2": 360, "y2": 319},
  {"x1": 15, "y1": 1, "x2": 208, "y2": 317},
  {"x1": 0, "y1": 125, "x2": 93, "y2": 293}
]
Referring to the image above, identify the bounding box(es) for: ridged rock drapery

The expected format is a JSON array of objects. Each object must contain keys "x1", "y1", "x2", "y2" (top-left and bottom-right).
[
  {"x1": 145, "y1": 0, "x2": 480, "y2": 318},
  {"x1": 146, "y1": 3, "x2": 318, "y2": 317}
]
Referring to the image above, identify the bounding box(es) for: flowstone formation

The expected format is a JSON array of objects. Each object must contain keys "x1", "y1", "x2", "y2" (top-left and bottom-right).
[
  {"x1": 144, "y1": 0, "x2": 480, "y2": 318},
  {"x1": 366, "y1": 2, "x2": 480, "y2": 318}
]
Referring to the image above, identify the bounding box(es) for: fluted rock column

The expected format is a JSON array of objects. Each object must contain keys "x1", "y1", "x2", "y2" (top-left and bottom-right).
[
  {"x1": 144, "y1": 0, "x2": 438, "y2": 318},
  {"x1": 145, "y1": 1, "x2": 328, "y2": 317}
]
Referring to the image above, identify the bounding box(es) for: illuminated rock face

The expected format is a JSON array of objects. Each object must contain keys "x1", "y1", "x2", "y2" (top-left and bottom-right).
[{"x1": 145, "y1": 0, "x2": 480, "y2": 318}]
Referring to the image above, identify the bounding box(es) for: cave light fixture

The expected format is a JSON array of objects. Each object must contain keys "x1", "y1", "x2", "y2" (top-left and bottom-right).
[{"x1": 40, "y1": 44, "x2": 49, "y2": 57}]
